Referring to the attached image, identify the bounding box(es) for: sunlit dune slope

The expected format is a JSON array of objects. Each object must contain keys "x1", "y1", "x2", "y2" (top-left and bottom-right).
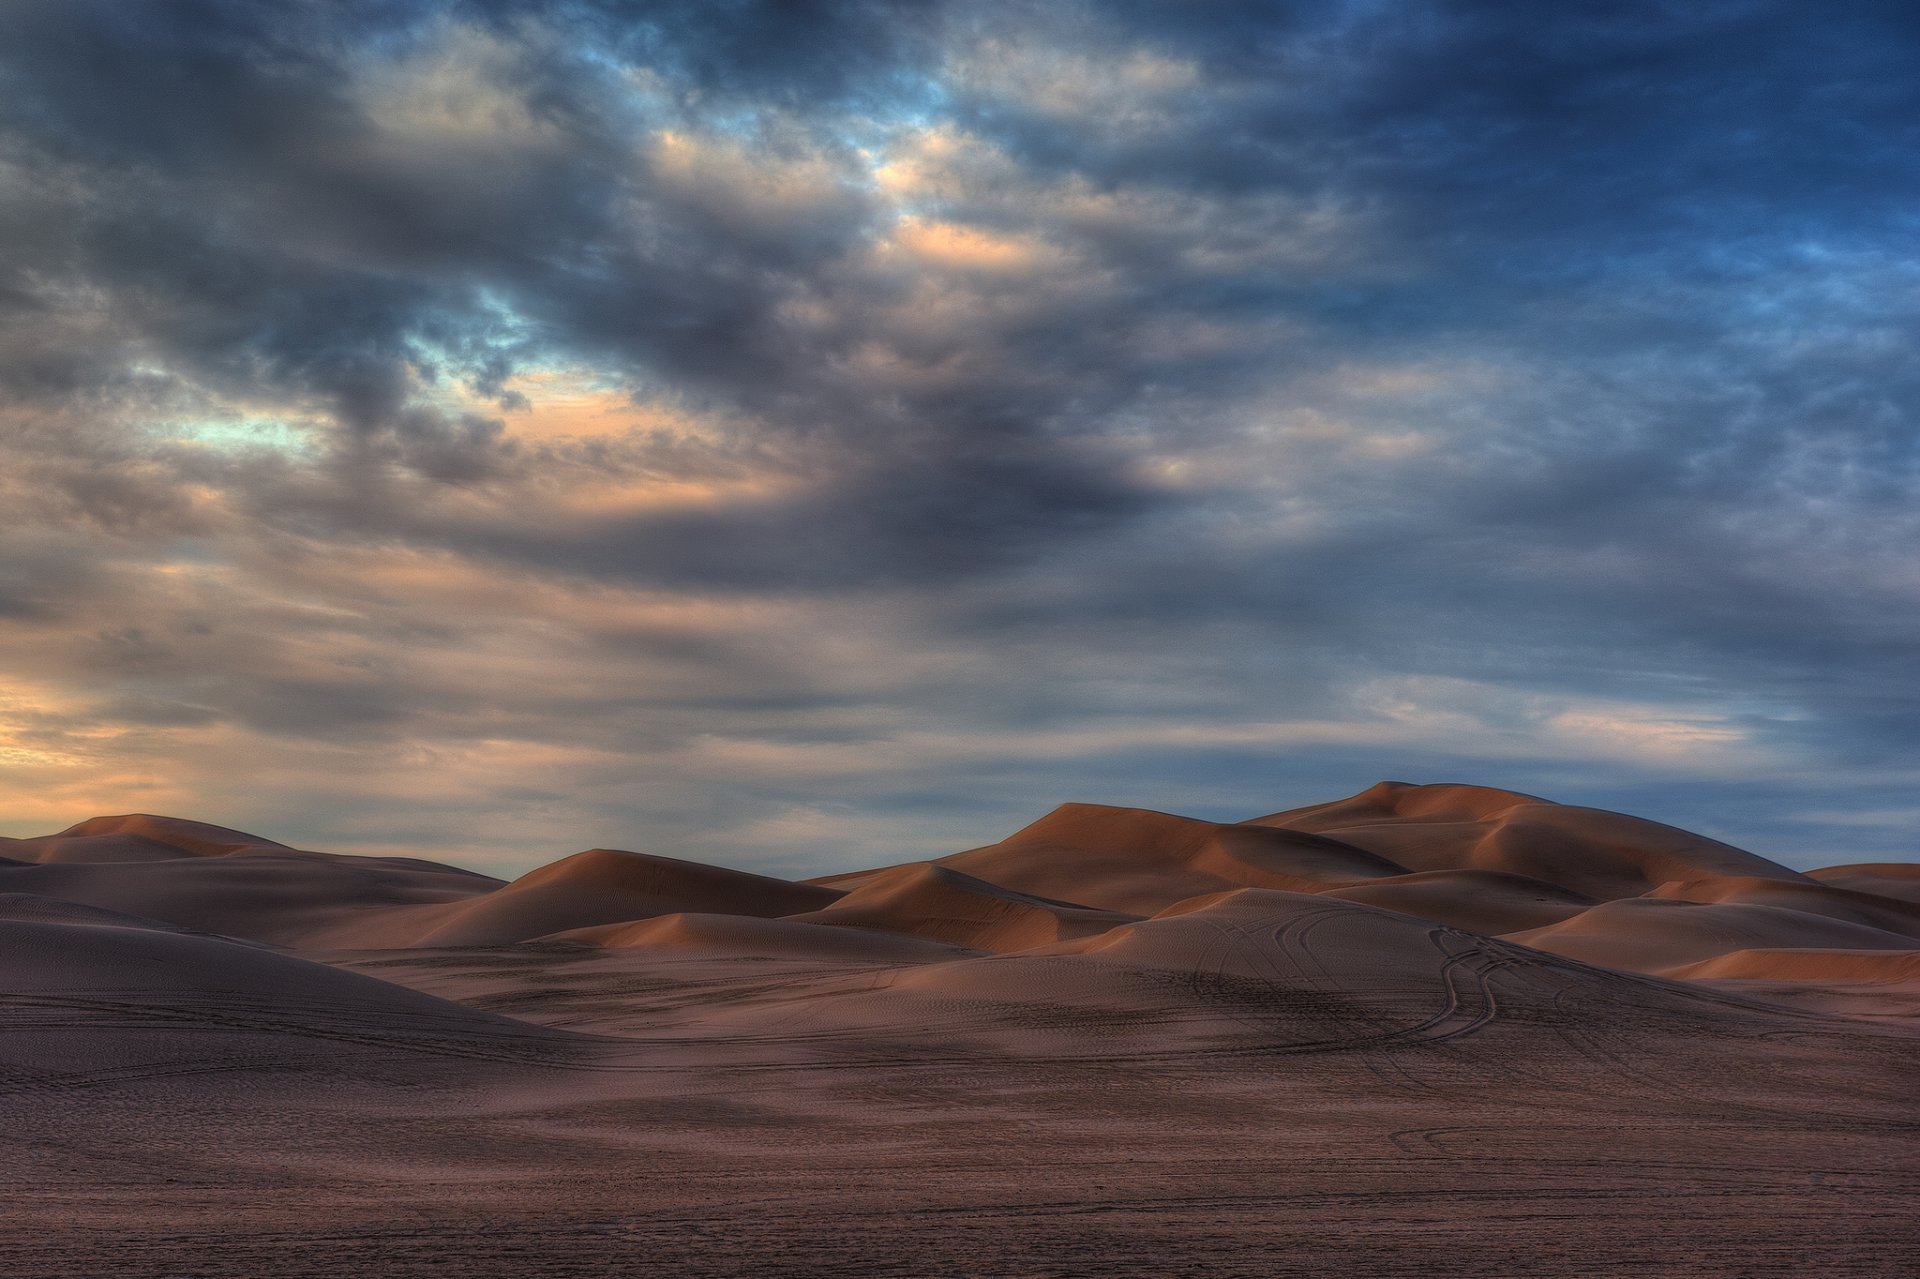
[
  {"x1": 787, "y1": 862, "x2": 1138, "y2": 951},
  {"x1": 1505, "y1": 898, "x2": 1920, "y2": 974},
  {"x1": 1644, "y1": 875, "x2": 1920, "y2": 939},
  {"x1": 1, "y1": 814, "x2": 299, "y2": 864},
  {"x1": 1667, "y1": 947, "x2": 1920, "y2": 983},
  {"x1": 1254, "y1": 781, "x2": 1809, "y2": 898},
  {"x1": 1661, "y1": 947, "x2": 1920, "y2": 1020},
  {"x1": 330, "y1": 848, "x2": 847, "y2": 948},
  {"x1": 930, "y1": 803, "x2": 1409, "y2": 914}
]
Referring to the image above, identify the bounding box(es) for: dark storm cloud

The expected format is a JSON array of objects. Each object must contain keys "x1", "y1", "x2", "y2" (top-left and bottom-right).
[{"x1": 0, "y1": 0, "x2": 1915, "y2": 868}]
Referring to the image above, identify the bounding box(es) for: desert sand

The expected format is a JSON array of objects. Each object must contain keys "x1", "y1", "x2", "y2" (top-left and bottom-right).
[{"x1": 2, "y1": 781, "x2": 1916, "y2": 1276}]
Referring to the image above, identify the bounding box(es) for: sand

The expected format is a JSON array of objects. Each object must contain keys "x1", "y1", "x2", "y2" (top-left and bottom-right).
[
  {"x1": 2, "y1": 783, "x2": 1917, "y2": 1277},
  {"x1": 787, "y1": 861, "x2": 1140, "y2": 950}
]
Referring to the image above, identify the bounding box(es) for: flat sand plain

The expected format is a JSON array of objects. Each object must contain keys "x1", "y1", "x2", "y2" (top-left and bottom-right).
[{"x1": 2, "y1": 784, "x2": 1916, "y2": 1277}]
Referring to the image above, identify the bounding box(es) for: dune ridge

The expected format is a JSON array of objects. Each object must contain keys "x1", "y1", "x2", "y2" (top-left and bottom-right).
[
  {"x1": 788, "y1": 861, "x2": 1138, "y2": 951},
  {"x1": 927, "y1": 802, "x2": 1412, "y2": 914},
  {"x1": 1254, "y1": 780, "x2": 1810, "y2": 897},
  {"x1": 329, "y1": 847, "x2": 846, "y2": 948},
  {"x1": 3, "y1": 783, "x2": 1913, "y2": 1010},
  {"x1": 1808, "y1": 862, "x2": 1920, "y2": 905}
]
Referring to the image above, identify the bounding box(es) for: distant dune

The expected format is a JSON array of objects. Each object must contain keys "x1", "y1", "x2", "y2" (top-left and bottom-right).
[
  {"x1": 788, "y1": 861, "x2": 1138, "y2": 951},
  {"x1": 2, "y1": 783, "x2": 1916, "y2": 1277},
  {"x1": 926, "y1": 802, "x2": 1411, "y2": 913},
  {"x1": 5, "y1": 784, "x2": 1914, "y2": 1008},
  {"x1": 326, "y1": 847, "x2": 845, "y2": 948},
  {"x1": 1808, "y1": 862, "x2": 1920, "y2": 905},
  {"x1": 550, "y1": 911, "x2": 975, "y2": 961},
  {"x1": 1254, "y1": 780, "x2": 1809, "y2": 895}
]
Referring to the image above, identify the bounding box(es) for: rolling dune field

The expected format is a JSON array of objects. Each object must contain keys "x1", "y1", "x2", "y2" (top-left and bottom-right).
[{"x1": 3, "y1": 783, "x2": 1917, "y2": 1276}]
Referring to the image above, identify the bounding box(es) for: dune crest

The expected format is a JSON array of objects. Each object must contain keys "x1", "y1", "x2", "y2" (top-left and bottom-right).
[
  {"x1": 932, "y1": 802, "x2": 1409, "y2": 914},
  {"x1": 789, "y1": 861, "x2": 1138, "y2": 951},
  {"x1": 1253, "y1": 780, "x2": 1810, "y2": 898},
  {"x1": 350, "y1": 847, "x2": 846, "y2": 948},
  {"x1": 0, "y1": 838, "x2": 501, "y2": 946},
  {"x1": 1808, "y1": 862, "x2": 1920, "y2": 905},
  {"x1": 2, "y1": 813, "x2": 293, "y2": 865},
  {"x1": 53, "y1": 813, "x2": 296, "y2": 857}
]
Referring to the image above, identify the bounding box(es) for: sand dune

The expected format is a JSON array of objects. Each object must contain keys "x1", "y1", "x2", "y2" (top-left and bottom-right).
[
  {"x1": 0, "y1": 916, "x2": 577, "y2": 1097},
  {"x1": 1663, "y1": 947, "x2": 1920, "y2": 1021},
  {"x1": 748, "y1": 886, "x2": 1832, "y2": 1070},
  {"x1": 1317, "y1": 867, "x2": 1596, "y2": 934},
  {"x1": 788, "y1": 861, "x2": 1137, "y2": 951},
  {"x1": 550, "y1": 910, "x2": 974, "y2": 961},
  {"x1": 0, "y1": 891, "x2": 226, "y2": 935},
  {"x1": 3, "y1": 784, "x2": 1912, "y2": 985},
  {"x1": 1808, "y1": 861, "x2": 1920, "y2": 905},
  {"x1": 0, "y1": 840, "x2": 502, "y2": 947},
  {"x1": 1255, "y1": 780, "x2": 1809, "y2": 899},
  {"x1": 335, "y1": 847, "x2": 846, "y2": 948},
  {"x1": 1667, "y1": 946, "x2": 1920, "y2": 983},
  {"x1": 3, "y1": 783, "x2": 1918, "y2": 1276},
  {"x1": 1644, "y1": 874, "x2": 1920, "y2": 940},
  {"x1": 1, "y1": 813, "x2": 300, "y2": 864},
  {"x1": 932, "y1": 802, "x2": 1409, "y2": 914},
  {"x1": 1505, "y1": 897, "x2": 1920, "y2": 974}
]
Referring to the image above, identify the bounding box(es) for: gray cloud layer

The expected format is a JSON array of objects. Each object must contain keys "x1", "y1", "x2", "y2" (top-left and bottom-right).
[{"x1": 1, "y1": 1, "x2": 1915, "y2": 873}]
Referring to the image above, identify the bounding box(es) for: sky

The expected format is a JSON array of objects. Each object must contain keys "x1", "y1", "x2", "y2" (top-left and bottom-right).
[{"x1": 0, "y1": 0, "x2": 1916, "y2": 877}]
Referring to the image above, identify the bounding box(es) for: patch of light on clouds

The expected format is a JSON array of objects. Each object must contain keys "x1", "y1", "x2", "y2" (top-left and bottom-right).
[
  {"x1": 167, "y1": 417, "x2": 319, "y2": 455},
  {"x1": 1357, "y1": 677, "x2": 1771, "y2": 776},
  {"x1": 352, "y1": 18, "x2": 566, "y2": 152}
]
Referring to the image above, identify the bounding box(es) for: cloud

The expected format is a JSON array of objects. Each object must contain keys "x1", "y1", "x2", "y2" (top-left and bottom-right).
[{"x1": 0, "y1": 0, "x2": 1915, "y2": 871}]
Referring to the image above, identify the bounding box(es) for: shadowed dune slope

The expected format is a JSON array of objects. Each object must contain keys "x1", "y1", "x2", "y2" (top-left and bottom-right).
[
  {"x1": 1253, "y1": 781, "x2": 1810, "y2": 899},
  {"x1": 0, "y1": 917, "x2": 577, "y2": 1094},
  {"x1": 1645, "y1": 876, "x2": 1920, "y2": 941},
  {"x1": 787, "y1": 862, "x2": 1138, "y2": 951},
  {"x1": 0, "y1": 845, "x2": 502, "y2": 947},
  {"x1": 0, "y1": 892, "x2": 228, "y2": 937},
  {"x1": 1667, "y1": 947, "x2": 1920, "y2": 984},
  {"x1": 934, "y1": 803, "x2": 1409, "y2": 915},
  {"x1": 1808, "y1": 863, "x2": 1920, "y2": 906},
  {"x1": 20, "y1": 814, "x2": 506, "y2": 886},
  {"x1": 1505, "y1": 898, "x2": 1920, "y2": 975},
  {"x1": 1317, "y1": 869, "x2": 1596, "y2": 935},
  {"x1": 774, "y1": 887, "x2": 1777, "y2": 1064},
  {"x1": 1045, "y1": 886, "x2": 1486, "y2": 978},
  {"x1": 335, "y1": 848, "x2": 846, "y2": 948},
  {"x1": 550, "y1": 911, "x2": 976, "y2": 961}
]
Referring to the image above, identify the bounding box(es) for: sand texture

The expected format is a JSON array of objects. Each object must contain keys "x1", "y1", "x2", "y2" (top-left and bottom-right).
[{"x1": 2, "y1": 784, "x2": 1917, "y2": 1277}]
